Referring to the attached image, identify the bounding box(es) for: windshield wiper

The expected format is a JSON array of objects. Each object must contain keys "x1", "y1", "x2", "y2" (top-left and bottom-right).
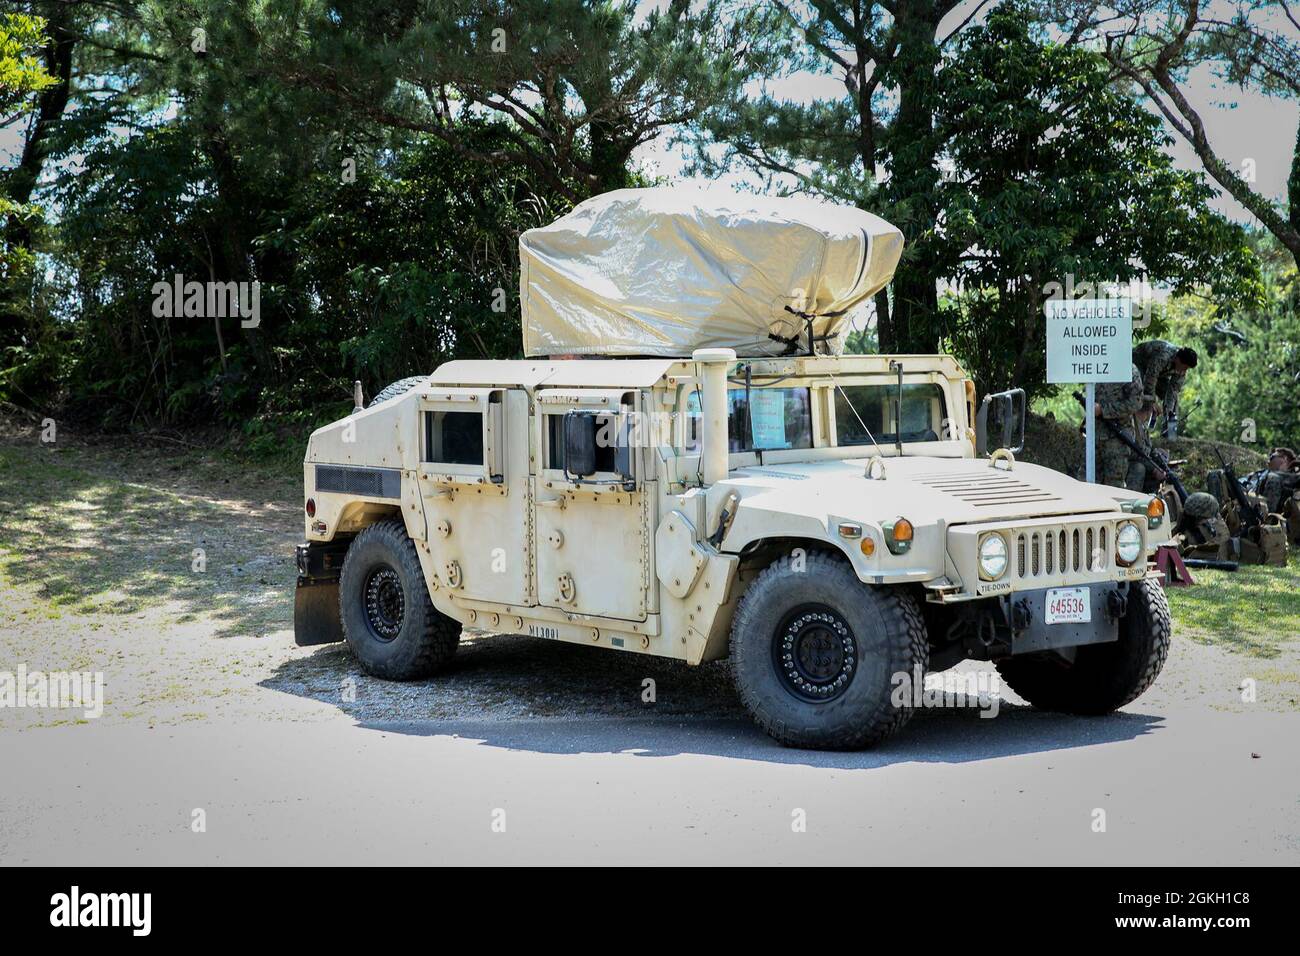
[{"x1": 826, "y1": 369, "x2": 885, "y2": 460}]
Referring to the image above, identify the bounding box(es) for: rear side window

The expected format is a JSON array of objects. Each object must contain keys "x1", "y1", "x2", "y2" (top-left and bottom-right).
[
  {"x1": 546, "y1": 411, "x2": 620, "y2": 473},
  {"x1": 425, "y1": 410, "x2": 483, "y2": 465}
]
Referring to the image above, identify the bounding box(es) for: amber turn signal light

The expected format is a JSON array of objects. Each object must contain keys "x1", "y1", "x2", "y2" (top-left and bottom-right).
[{"x1": 883, "y1": 517, "x2": 913, "y2": 555}]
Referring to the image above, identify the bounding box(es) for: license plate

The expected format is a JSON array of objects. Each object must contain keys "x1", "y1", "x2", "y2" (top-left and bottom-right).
[{"x1": 1045, "y1": 587, "x2": 1090, "y2": 624}]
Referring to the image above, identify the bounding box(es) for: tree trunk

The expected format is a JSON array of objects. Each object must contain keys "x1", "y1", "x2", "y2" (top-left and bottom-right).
[
  {"x1": 1289, "y1": 124, "x2": 1300, "y2": 247},
  {"x1": 4, "y1": 7, "x2": 76, "y2": 244},
  {"x1": 883, "y1": 0, "x2": 944, "y2": 354},
  {"x1": 874, "y1": 289, "x2": 893, "y2": 352},
  {"x1": 202, "y1": 128, "x2": 273, "y2": 376}
]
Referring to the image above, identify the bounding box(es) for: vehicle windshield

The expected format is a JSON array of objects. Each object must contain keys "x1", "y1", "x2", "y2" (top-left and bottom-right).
[
  {"x1": 685, "y1": 380, "x2": 948, "y2": 452},
  {"x1": 834, "y1": 382, "x2": 947, "y2": 445}
]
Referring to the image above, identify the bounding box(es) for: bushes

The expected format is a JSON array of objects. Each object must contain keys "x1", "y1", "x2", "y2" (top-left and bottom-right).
[{"x1": 22, "y1": 122, "x2": 559, "y2": 442}]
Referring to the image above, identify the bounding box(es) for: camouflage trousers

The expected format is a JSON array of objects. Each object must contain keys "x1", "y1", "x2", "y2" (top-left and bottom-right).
[{"x1": 1098, "y1": 431, "x2": 1142, "y2": 490}]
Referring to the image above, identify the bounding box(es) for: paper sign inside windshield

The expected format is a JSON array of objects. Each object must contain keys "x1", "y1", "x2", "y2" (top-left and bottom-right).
[{"x1": 750, "y1": 390, "x2": 790, "y2": 449}]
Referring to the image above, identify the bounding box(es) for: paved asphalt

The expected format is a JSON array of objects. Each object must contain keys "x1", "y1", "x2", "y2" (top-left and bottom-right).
[{"x1": 3, "y1": 705, "x2": 1296, "y2": 865}]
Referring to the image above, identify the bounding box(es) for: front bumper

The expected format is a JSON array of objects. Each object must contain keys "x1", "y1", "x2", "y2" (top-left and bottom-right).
[
  {"x1": 1005, "y1": 582, "x2": 1124, "y2": 654},
  {"x1": 935, "y1": 582, "x2": 1127, "y2": 666}
]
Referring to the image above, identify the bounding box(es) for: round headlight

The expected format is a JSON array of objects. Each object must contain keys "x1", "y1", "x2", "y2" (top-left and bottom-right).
[
  {"x1": 1116, "y1": 521, "x2": 1143, "y2": 566},
  {"x1": 978, "y1": 533, "x2": 1008, "y2": 580}
]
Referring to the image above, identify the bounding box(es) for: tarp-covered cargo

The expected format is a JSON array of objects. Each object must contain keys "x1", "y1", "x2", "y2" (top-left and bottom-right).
[{"x1": 519, "y1": 186, "x2": 904, "y2": 358}]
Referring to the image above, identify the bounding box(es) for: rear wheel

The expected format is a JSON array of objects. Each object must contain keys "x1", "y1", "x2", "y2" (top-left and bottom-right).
[
  {"x1": 996, "y1": 578, "x2": 1170, "y2": 714},
  {"x1": 730, "y1": 552, "x2": 928, "y2": 750},
  {"x1": 339, "y1": 520, "x2": 460, "y2": 679}
]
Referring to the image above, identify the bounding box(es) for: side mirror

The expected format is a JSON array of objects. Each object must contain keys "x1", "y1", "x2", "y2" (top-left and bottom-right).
[
  {"x1": 976, "y1": 388, "x2": 1025, "y2": 456},
  {"x1": 563, "y1": 410, "x2": 598, "y2": 478}
]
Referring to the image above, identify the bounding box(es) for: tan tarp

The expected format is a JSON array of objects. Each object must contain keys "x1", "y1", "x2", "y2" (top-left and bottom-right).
[{"x1": 519, "y1": 186, "x2": 904, "y2": 358}]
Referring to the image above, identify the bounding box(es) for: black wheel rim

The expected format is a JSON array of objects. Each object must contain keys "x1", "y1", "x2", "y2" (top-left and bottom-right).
[
  {"x1": 773, "y1": 604, "x2": 858, "y2": 703},
  {"x1": 363, "y1": 566, "x2": 405, "y2": 642}
]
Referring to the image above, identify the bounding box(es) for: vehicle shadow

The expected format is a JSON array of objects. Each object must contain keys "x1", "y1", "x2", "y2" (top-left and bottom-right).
[
  {"x1": 356, "y1": 710, "x2": 1164, "y2": 770},
  {"x1": 261, "y1": 632, "x2": 1165, "y2": 770}
]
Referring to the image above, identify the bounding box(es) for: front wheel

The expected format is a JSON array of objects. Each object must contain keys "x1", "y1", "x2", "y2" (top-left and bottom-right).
[
  {"x1": 996, "y1": 578, "x2": 1171, "y2": 714},
  {"x1": 730, "y1": 552, "x2": 929, "y2": 750},
  {"x1": 338, "y1": 520, "x2": 460, "y2": 680}
]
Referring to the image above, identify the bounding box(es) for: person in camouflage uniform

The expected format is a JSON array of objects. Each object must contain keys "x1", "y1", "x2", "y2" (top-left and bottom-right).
[
  {"x1": 1260, "y1": 447, "x2": 1299, "y2": 514},
  {"x1": 1126, "y1": 392, "x2": 1167, "y2": 493},
  {"x1": 1132, "y1": 339, "x2": 1198, "y2": 434},
  {"x1": 1177, "y1": 491, "x2": 1229, "y2": 553},
  {"x1": 1093, "y1": 362, "x2": 1146, "y2": 489}
]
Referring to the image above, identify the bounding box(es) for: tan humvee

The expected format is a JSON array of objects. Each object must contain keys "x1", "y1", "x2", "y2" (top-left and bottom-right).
[{"x1": 295, "y1": 348, "x2": 1173, "y2": 749}]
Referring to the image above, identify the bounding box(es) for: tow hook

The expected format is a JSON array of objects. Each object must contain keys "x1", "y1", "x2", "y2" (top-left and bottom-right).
[
  {"x1": 1106, "y1": 588, "x2": 1128, "y2": 621},
  {"x1": 1011, "y1": 599, "x2": 1032, "y2": 632}
]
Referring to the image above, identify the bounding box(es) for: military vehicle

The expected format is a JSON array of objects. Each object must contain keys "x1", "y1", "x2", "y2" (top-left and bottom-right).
[{"x1": 294, "y1": 188, "x2": 1172, "y2": 750}]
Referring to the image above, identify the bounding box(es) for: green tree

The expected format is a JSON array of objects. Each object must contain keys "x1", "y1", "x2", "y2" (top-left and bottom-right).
[
  {"x1": 698, "y1": 1, "x2": 1258, "y2": 396},
  {"x1": 0, "y1": 8, "x2": 59, "y2": 402},
  {"x1": 0, "y1": 9, "x2": 57, "y2": 280},
  {"x1": 934, "y1": 7, "x2": 1259, "y2": 398},
  {"x1": 260, "y1": 0, "x2": 779, "y2": 200},
  {"x1": 1160, "y1": 231, "x2": 1299, "y2": 448},
  {"x1": 1050, "y1": 1, "x2": 1300, "y2": 265},
  {"x1": 690, "y1": 0, "x2": 967, "y2": 353}
]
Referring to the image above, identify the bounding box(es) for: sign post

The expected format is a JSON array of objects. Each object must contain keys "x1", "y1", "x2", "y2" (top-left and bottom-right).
[{"x1": 1045, "y1": 298, "x2": 1133, "y2": 484}]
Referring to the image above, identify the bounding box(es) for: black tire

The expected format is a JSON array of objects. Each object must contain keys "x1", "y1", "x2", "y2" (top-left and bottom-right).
[
  {"x1": 368, "y1": 376, "x2": 428, "y2": 408},
  {"x1": 996, "y1": 578, "x2": 1170, "y2": 714},
  {"x1": 338, "y1": 520, "x2": 460, "y2": 680},
  {"x1": 730, "y1": 551, "x2": 929, "y2": 750}
]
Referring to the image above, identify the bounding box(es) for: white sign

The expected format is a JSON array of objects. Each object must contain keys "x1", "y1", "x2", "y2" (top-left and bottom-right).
[{"x1": 1045, "y1": 298, "x2": 1132, "y2": 384}]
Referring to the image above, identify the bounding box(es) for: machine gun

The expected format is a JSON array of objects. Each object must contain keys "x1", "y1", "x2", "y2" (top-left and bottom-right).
[
  {"x1": 1073, "y1": 391, "x2": 1189, "y2": 503},
  {"x1": 1214, "y1": 447, "x2": 1262, "y2": 537}
]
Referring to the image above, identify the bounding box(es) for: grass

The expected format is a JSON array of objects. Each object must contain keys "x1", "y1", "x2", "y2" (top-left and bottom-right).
[
  {"x1": 1165, "y1": 553, "x2": 1300, "y2": 658},
  {"x1": 0, "y1": 436, "x2": 298, "y2": 650}
]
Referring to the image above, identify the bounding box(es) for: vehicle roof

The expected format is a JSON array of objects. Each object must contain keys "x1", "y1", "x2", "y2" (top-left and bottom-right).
[
  {"x1": 429, "y1": 359, "x2": 679, "y2": 388},
  {"x1": 429, "y1": 354, "x2": 967, "y2": 389}
]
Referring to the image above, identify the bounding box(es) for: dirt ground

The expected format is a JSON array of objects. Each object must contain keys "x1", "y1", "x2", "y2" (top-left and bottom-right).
[{"x1": 1, "y1": 412, "x2": 1297, "y2": 736}]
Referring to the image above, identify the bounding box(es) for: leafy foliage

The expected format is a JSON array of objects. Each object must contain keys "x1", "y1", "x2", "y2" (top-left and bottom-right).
[
  {"x1": 1158, "y1": 232, "x2": 1299, "y2": 450},
  {"x1": 1, "y1": 10, "x2": 57, "y2": 279},
  {"x1": 0, "y1": 0, "x2": 1280, "y2": 459},
  {"x1": 933, "y1": 7, "x2": 1260, "y2": 399},
  {"x1": 50, "y1": 118, "x2": 556, "y2": 435}
]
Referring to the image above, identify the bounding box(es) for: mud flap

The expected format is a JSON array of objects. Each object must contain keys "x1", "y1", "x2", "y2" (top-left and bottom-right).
[
  {"x1": 294, "y1": 579, "x2": 344, "y2": 646},
  {"x1": 294, "y1": 541, "x2": 349, "y2": 646}
]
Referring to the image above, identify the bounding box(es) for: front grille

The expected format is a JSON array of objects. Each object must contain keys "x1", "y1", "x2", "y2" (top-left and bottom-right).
[
  {"x1": 1013, "y1": 522, "x2": 1111, "y2": 580},
  {"x1": 315, "y1": 464, "x2": 401, "y2": 499}
]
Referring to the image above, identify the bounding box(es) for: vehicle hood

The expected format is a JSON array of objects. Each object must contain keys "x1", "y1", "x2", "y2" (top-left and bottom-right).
[{"x1": 723, "y1": 455, "x2": 1134, "y2": 527}]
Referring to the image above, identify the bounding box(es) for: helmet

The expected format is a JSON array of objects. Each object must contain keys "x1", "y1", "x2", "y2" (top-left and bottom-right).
[{"x1": 1182, "y1": 492, "x2": 1220, "y2": 520}]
